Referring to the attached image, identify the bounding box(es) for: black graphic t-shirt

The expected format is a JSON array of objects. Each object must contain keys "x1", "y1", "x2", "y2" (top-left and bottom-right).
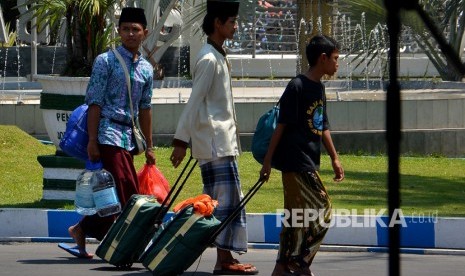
[{"x1": 273, "y1": 74, "x2": 329, "y2": 172}]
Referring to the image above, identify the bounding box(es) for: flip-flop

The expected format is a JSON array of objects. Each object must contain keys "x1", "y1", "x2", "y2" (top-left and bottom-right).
[{"x1": 58, "y1": 243, "x2": 93, "y2": 259}]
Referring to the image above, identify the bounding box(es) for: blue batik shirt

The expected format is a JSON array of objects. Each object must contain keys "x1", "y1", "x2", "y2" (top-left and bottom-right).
[{"x1": 85, "y1": 46, "x2": 153, "y2": 151}]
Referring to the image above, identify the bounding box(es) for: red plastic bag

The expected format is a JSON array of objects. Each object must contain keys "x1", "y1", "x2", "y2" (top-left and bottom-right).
[{"x1": 137, "y1": 164, "x2": 170, "y2": 204}]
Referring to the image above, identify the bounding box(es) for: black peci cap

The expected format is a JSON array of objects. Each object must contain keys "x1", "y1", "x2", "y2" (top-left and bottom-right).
[
  {"x1": 119, "y1": 7, "x2": 147, "y2": 27},
  {"x1": 207, "y1": 0, "x2": 240, "y2": 18}
]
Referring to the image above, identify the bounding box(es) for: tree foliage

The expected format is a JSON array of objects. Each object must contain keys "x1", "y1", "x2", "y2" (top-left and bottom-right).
[{"x1": 17, "y1": 0, "x2": 120, "y2": 76}]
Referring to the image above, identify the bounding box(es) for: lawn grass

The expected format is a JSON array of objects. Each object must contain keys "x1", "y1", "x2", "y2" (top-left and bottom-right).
[
  {"x1": 1, "y1": 125, "x2": 465, "y2": 216},
  {"x1": 0, "y1": 126, "x2": 56, "y2": 206}
]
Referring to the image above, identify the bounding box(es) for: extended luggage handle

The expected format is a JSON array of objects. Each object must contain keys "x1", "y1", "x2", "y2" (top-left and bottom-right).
[
  {"x1": 209, "y1": 176, "x2": 266, "y2": 242},
  {"x1": 154, "y1": 156, "x2": 198, "y2": 224}
]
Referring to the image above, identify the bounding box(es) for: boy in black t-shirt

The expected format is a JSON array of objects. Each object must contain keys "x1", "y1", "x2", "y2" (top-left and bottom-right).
[{"x1": 260, "y1": 35, "x2": 344, "y2": 276}]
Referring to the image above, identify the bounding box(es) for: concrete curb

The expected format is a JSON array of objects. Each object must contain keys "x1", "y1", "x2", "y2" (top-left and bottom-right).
[{"x1": 1, "y1": 209, "x2": 465, "y2": 255}]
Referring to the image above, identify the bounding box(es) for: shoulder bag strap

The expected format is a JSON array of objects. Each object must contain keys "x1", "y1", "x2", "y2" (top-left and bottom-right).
[{"x1": 112, "y1": 48, "x2": 136, "y2": 127}]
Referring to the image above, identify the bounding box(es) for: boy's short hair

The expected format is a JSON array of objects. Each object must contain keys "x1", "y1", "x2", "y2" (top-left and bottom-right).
[
  {"x1": 202, "y1": 13, "x2": 231, "y2": 35},
  {"x1": 306, "y1": 35, "x2": 340, "y2": 67}
]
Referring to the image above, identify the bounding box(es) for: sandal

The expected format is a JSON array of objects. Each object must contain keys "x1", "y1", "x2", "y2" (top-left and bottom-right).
[
  {"x1": 213, "y1": 259, "x2": 259, "y2": 275},
  {"x1": 58, "y1": 243, "x2": 93, "y2": 259},
  {"x1": 287, "y1": 259, "x2": 313, "y2": 276}
]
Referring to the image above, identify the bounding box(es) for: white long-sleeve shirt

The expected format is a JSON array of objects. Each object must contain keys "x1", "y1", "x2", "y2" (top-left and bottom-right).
[{"x1": 174, "y1": 43, "x2": 241, "y2": 160}]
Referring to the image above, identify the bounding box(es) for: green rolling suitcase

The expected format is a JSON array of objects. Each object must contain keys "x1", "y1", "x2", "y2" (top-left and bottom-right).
[
  {"x1": 95, "y1": 194, "x2": 165, "y2": 267},
  {"x1": 140, "y1": 177, "x2": 266, "y2": 275},
  {"x1": 96, "y1": 156, "x2": 198, "y2": 268},
  {"x1": 141, "y1": 205, "x2": 221, "y2": 275}
]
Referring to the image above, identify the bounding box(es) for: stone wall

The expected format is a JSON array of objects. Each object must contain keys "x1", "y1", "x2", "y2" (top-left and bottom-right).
[{"x1": 2, "y1": 98, "x2": 465, "y2": 157}]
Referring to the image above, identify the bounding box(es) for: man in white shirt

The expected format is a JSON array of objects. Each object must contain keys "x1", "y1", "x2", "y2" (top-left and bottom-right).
[{"x1": 170, "y1": 0, "x2": 258, "y2": 274}]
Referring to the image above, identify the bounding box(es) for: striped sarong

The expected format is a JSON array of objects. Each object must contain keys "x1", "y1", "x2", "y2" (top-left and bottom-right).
[
  {"x1": 200, "y1": 156, "x2": 248, "y2": 253},
  {"x1": 277, "y1": 171, "x2": 332, "y2": 269}
]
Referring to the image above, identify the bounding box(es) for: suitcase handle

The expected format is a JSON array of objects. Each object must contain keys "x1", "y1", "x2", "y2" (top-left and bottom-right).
[
  {"x1": 154, "y1": 156, "x2": 198, "y2": 224},
  {"x1": 209, "y1": 176, "x2": 266, "y2": 241}
]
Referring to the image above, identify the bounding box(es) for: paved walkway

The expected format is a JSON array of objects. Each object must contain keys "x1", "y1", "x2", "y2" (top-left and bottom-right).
[{"x1": 1, "y1": 242, "x2": 464, "y2": 276}]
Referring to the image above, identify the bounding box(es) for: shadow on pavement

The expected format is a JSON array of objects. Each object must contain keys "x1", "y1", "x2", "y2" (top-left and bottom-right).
[{"x1": 17, "y1": 257, "x2": 106, "y2": 265}]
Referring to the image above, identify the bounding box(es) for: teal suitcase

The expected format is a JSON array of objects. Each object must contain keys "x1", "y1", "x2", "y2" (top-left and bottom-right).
[
  {"x1": 140, "y1": 177, "x2": 265, "y2": 275},
  {"x1": 97, "y1": 157, "x2": 198, "y2": 268},
  {"x1": 95, "y1": 194, "x2": 165, "y2": 267},
  {"x1": 141, "y1": 205, "x2": 221, "y2": 275}
]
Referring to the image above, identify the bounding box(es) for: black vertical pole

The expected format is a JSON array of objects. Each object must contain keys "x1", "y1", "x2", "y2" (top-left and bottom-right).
[{"x1": 384, "y1": 1, "x2": 401, "y2": 276}]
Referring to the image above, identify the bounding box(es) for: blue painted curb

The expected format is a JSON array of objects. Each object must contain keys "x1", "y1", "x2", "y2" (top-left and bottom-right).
[{"x1": 2, "y1": 209, "x2": 465, "y2": 253}]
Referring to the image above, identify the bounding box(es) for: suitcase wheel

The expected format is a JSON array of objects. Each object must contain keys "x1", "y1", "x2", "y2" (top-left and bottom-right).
[{"x1": 115, "y1": 262, "x2": 133, "y2": 269}]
